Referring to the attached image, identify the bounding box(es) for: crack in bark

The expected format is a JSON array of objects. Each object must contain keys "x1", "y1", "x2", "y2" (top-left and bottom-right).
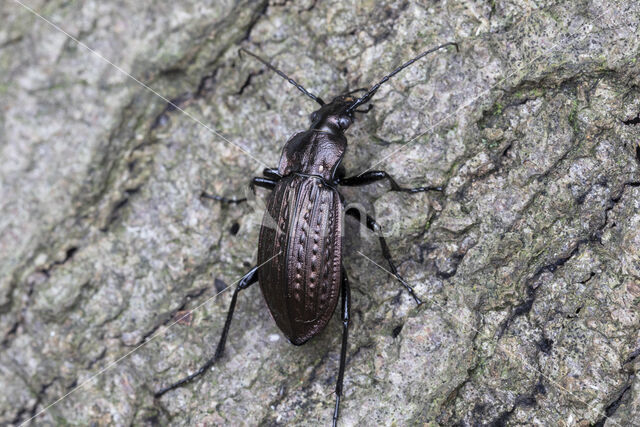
[
  {"x1": 10, "y1": 376, "x2": 58, "y2": 426},
  {"x1": 86, "y1": 347, "x2": 107, "y2": 370},
  {"x1": 486, "y1": 379, "x2": 545, "y2": 427},
  {"x1": 301, "y1": 0, "x2": 319, "y2": 13},
  {"x1": 622, "y1": 115, "x2": 640, "y2": 125},
  {"x1": 0, "y1": 35, "x2": 23, "y2": 50},
  {"x1": 2, "y1": 244, "x2": 79, "y2": 346},
  {"x1": 257, "y1": 350, "x2": 333, "y2": 426},
  {"x1": 485, "y1": 178, "x2": 639, "y2": 423},
  {"x1": 99, "y1": 186, "x2": 142, "y2": 232},
  {"x1": 150, "y1": 0, "x2": 269, "y2": 133},
  {"x1": 624, "y1": 348, "x2": 640, "y2": 365},
  {"x1": 497, "y1": 238, "x2": 587, "y2": 339},
  {"x1": 150, "y1": 92, "x2": 195, "y2": 130},
  {"x1": 136, "y1": 286, "x2": 209, "y2": 346},
  {"x1": 591, "y1": 376, "x2": 635, "y2": 427},
  {"x1": 437, "y1": 328, "x2": 481, "y2": 424},
  {"x1": 497, "y1": 178, "x2": 640, "y2": 339},
  {"x1": 236, "y1": 69, "x2": 265, "y2": 95},
  {"x1": 242, "y1": 0, "x2": 269, "y2": 43},
  {"x1": 435, "y1": 252, "x2": 467, "y2": 279}
]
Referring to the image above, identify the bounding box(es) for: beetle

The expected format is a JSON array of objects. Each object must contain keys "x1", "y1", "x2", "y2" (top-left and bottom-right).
[{"x1": 155, "y1": 42, "x2": 458, "y2": 425}]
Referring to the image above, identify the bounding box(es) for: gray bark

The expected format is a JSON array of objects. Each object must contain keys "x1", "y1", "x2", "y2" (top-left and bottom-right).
[{"x1": 1, "y1": 0, "x2": 639, "y2": 425}]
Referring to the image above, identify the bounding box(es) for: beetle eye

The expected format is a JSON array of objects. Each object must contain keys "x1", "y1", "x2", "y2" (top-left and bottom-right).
[
  {"x1": 338, "y1": 116, "x2": 352, "y2": 129},
  {"x1": 309, "y1": 112, "x2": 319, "y2": 123}
]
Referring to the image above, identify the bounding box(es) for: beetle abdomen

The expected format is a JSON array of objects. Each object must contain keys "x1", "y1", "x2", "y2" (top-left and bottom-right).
[{"x1": 258, "y1": 174, "x2": 342, "y2": 345}]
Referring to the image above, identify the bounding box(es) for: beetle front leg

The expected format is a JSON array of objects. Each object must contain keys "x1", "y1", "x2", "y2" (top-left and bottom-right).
[
  {"x1": 200, "y1": 176, "x2": 279, "y2": 204},
  {"x1": 345, "y1": 209, "x2": 423, "y2": 306},
  {"x1": 337, "y1": 170, "x2": 442, "y2": 193},
  {"x1": 333, "y1": 267, "x2": 351, "y2": 427},
  {"x1": 155, "y1": 266, "x2": 259, "y2": 397}
]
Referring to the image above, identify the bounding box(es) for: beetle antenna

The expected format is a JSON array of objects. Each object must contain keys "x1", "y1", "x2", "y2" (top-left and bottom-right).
[
  {"x1": 346, "y1": 42, "x2": 458, "y2": 113},
  {"x1": 239, "y1": 48, "x2": 325, "y2": 106}
]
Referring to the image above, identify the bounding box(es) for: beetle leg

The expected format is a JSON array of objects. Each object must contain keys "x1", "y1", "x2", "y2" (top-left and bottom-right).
[
  {"x1": 336, "y1": 170, "x2": 442, "y2": 193},
  {"x1": 249, "y1": 177, "x2": 278, "y2": 192},
  {"x1": 200, "y1": 177, "x2": 278, "y2": 205},
  {"x1": 334, "y1": 164, "x2": 346, "y2": 181},
  {"x1": 333, "y1": 267, "x2": 351, "y2": 427},
  {"x1": 155, "y1": 266, "x2": 259, "y2": 397},
  {"x1": 200, "y1": 191, "x2": 248, "y2": 204},
  {"x1": 262, "y1": 168, "x2": 282, "y2": 180},
  {"x1": 345, "y1": 209, "x2": 423, "y2": 306}
]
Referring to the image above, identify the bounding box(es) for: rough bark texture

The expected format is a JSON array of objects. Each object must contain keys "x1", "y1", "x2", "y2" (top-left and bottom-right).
[{"x1": 1, "y1": 0, "x2": 639, "y2": 425}]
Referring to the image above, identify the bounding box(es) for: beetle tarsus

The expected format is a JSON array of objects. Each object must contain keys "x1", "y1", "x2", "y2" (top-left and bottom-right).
[
  {"x1": 397, "y1": 275, "x2": 423, "y2": 306},
  {"x1": 154, "y1": 356, "x2": 219, "y2": 397},
  {"x1": 377, "y1": 236, "x2": 424, "y2": 306},
  {"x1": 345, "y1": 208, "x2": 425, "y2": 306},
  {"x1": 155, "y1": 266, "x2": 258, "y2": 397}
]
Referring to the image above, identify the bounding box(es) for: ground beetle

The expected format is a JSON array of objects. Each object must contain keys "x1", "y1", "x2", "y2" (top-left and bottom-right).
[{"x1": 156, "y1": 42, "x2": 458, "y2": 425}]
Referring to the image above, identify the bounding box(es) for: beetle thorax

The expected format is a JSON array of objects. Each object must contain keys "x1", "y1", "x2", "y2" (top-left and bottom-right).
[{"x1": 277, "y1": 130, "x2": 346, "y2": 181}]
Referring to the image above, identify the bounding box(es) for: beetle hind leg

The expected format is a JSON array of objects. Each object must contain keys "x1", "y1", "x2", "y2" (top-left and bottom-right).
[
  {"x1": 333, "y1": 267, "x2": 351, "y2": 427},
  {"x1": 345, "y1": 209, "x2": 423, "y2": 306},
  {"x1": 155, "y1": 266, "x2": 258, "y2": 397}
]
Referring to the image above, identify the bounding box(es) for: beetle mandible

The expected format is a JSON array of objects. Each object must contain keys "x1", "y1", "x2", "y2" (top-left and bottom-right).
[{"x1": 155, "y1": 42, "x2": 458, "y2": 426}]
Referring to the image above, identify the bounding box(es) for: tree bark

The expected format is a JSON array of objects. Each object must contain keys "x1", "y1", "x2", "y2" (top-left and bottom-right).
[{"x1": 1, "y1": 0, "x2": 639, "y2": 425}]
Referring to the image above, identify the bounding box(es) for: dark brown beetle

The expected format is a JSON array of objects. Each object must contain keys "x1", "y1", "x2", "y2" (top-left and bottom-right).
[{"x1": 156, "y1": 43, "x2": 458, "y2": 425}]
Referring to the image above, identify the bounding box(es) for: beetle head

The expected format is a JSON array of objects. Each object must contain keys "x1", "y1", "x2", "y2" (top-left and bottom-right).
[{"x1": 308, "y1": 94, "x2": 358, "y2": 134}]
